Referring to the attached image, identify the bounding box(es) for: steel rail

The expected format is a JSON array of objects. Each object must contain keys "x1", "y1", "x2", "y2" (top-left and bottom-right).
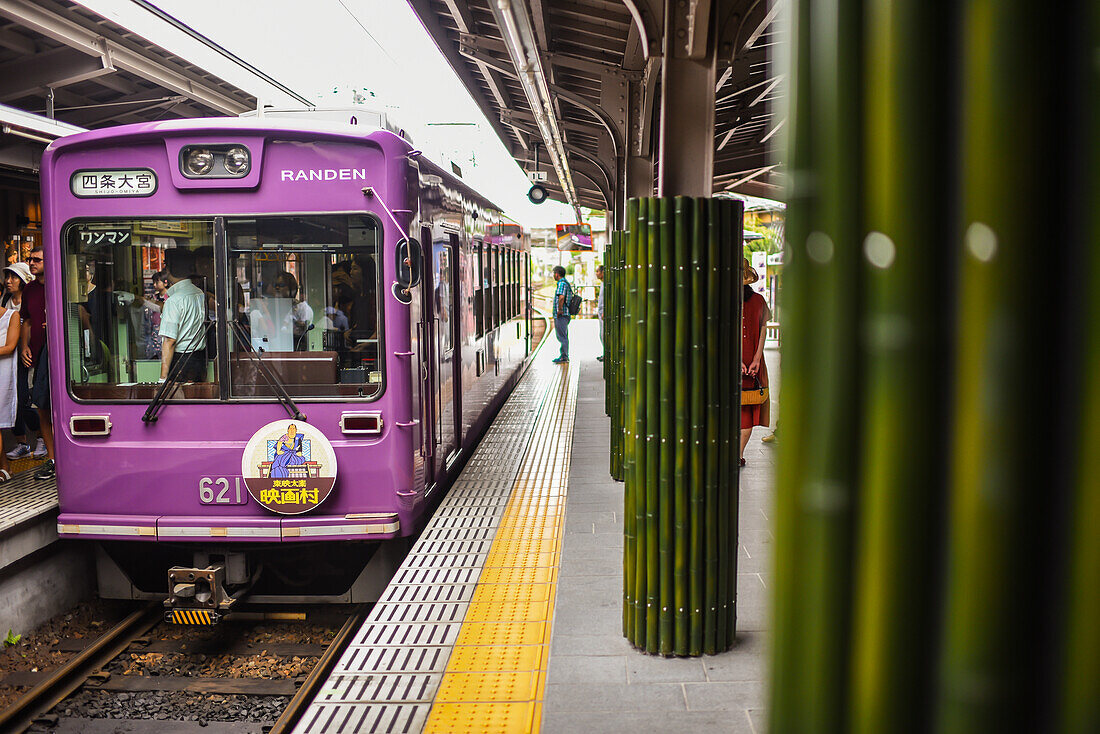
[
  {"x1": 268, "y1": 608, "x2": 367, "y2": 734},
  {"x1": 0, "y1": 602, "x2": 162, "y2": 734}
]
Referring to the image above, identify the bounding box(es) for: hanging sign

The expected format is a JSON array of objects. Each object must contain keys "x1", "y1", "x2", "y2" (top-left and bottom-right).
[
  {"x1": 71, "y1": 168, "x2": 158, "y2": 198},
  {"x1": 241, "y1": 419, "x2": 338, "y2": 514}
]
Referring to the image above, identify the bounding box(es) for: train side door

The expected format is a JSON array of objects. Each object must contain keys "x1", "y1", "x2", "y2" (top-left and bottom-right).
[
  {"x1": 524, "y1": 252, "x2": 532, "y2": 356},
  {"x1": 431, "y1": 236, "x2": 459, "y2": 474},
  {"x1": 446, "y1": 233, "x2": 462, "y2": 447},
  {"x1": 417, "y1": 227, "x2": 442, "y2": 485}
]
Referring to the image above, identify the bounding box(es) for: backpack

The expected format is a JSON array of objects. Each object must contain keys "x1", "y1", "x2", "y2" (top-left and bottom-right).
[{"x1": 568, "y1": 291, "x2": 583, "y2": 316}]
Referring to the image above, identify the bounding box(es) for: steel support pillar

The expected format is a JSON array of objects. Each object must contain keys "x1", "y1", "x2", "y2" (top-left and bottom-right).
[{"x1": 656, "y1": 1, "x2": 718, "y2": 197}]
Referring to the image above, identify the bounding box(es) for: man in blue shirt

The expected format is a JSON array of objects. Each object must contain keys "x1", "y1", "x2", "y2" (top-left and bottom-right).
[{"x1": 552, "y1": 265, "x2": 571, "y2": 363}]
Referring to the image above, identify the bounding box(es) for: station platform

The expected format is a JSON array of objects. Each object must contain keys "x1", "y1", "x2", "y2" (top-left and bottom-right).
[
  {"x1": 0, "y1": 469, "x2": 90, "y2": 638},
  {"x1": 294, "y1": 321, "x2": 774, "y2": 733}
]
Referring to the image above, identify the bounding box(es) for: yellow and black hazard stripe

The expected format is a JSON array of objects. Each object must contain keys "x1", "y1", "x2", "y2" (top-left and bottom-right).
[{"x1": 165, "y1": 608, "x2": 219, "y2": 625}]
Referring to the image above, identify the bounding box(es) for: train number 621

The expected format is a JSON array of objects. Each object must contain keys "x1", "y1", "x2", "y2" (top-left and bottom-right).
[{"x1": 198, "y1": 477, "x2": 247, "y2": 505}]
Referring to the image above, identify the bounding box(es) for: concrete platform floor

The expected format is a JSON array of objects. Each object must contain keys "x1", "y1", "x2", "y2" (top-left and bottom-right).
[{"x1": 542, "y1": 320, "x2": 776, "y2": 733}]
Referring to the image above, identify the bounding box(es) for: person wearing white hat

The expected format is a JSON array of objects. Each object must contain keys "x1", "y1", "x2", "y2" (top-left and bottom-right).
[
  {"x1": 0, "y1": 262, "x2": 29, "y2": 481},
  {"x1": 2, "y1": 261, "x2": 44, "y2": 466}
]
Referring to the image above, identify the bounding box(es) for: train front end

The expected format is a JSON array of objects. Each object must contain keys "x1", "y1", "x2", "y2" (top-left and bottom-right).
[{"x1": 41, "y1": 118, "x2": 424, "y2": 614}]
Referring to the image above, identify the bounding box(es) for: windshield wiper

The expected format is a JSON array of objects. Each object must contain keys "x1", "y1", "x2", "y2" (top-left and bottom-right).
[
  {"x1": 143, "y1": 322, "x2": 214, "y2": 424},
  {"x1": 229, "y1": 320, "x2": 306, "y2": 421}
]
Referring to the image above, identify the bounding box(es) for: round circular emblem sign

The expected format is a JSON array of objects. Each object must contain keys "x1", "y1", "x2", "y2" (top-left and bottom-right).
[{"x1": 241, "y1": 419, "x2": 338, "y2": 515}]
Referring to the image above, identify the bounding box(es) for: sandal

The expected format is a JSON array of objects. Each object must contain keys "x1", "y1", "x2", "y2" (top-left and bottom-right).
[{"x1": 0, "y1": 469, "x2": 10, "y2": 483}]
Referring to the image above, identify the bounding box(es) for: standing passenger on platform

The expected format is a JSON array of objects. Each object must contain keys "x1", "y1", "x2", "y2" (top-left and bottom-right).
[
  {"x1": 595, "y1": 264, "x2": 604, "y2": 362},
  {"x1": 740, "y1": 257, "x2": 770, "y2": 466},
  {"x1": 20, "y1": 245, "x2": 56, "y2": 481},
  {"x1": 552, "y1": 265, "x2": 572, "y2": 364},
  {"x1": 0, "y1": 277, "x2": 23, "y2": 482},
  {"x1": 159, "y1": 248, "x2": 207, "y2": 383},
  {"x1": 3, "y1": 262, "x2": 43, "y2": 463}
]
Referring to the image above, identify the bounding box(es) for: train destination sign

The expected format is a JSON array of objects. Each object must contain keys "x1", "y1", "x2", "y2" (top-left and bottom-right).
[
  {"x1": 241, "y1": 419, "x2": 338, "y2": 515},
  {"x1": 71, "y1": 168, "x2": 157, "y2": 197}
]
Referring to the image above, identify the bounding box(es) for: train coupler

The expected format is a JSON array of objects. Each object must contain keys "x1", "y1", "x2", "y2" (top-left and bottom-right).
[{"x1": 165, "y1": 565, "x2": 239, "y2": 624}]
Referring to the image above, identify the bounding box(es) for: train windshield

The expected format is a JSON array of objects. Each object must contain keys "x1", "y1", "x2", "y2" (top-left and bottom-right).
[
  {"x1": 64, "y1": 220, "x2": 218, "y2": 400},
  {"x1": 226, "y1": 214, "x2": 381, "y2": 398},
  {"x1": 62, "y1": 215, "x2": 383, "y2": 402}
]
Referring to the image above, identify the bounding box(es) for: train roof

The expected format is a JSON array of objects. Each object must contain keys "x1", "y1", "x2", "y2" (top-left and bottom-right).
[{"x1": 44, "y1": 115, "x2": 506, "y2": 217}]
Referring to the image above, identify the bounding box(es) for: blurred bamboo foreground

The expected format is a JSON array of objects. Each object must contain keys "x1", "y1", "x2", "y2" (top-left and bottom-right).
[
  {"x1": 769, "y1": 0, "x2": 1098, "y2": 732},
  {"x1": 612, "y1": 197, "x2": 744, "y2": 655}
]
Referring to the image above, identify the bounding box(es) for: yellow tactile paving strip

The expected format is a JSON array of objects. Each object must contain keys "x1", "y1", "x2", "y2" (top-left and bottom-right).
[{"x1": 424, "y1": 358, "x2": 578, "y2": 734}]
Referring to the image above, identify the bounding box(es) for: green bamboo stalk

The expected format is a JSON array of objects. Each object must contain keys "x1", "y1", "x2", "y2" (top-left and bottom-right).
[
  {"x1": 788, "y1": 0, "x2": 865, "y2": 723},
  {"x1": 768, "y1": 0, "x2": 819, "y2": 725},
  {"x1": 607, "y1": 244, "x2": 616, "y2": 398},
  {"x1": 1061, "y1": 30, "x2": 1100, "y2": 726},
  {"x1": 938, "y1": 2, "x2": 1056, "y2": 730},
  {"x1": 622, "y1": 201, "x2": 639, "y2": 638},
  {"x1": 633, "y1": 198, "x2": 650, "y2": 646},
  {"x1": 657, "y1": 198, "x2": 674, "y2": 654},
  {"x1": 673, "y1": 198, "x2": 691, "y2": 654},
  {"x1": 701, "y1": 198, "x2": 720, "y2": 654},
  {"x1": 644, "y1": 197, "x2": 661, "y2": 652},
  {"x1": 848, "y1": 0, "x2": 945, "y2": 730},
  {"x1": 721, "y1": 199, "x2": 743, "y2": 649},
  {"x1": 1059, "y1": 13, "x2": 1100, "y2": 729},
  {"x1": 688, "y1": 197, "x2": 706, "y2": 656},
  {"x1": 614, "y1": 232, "x2": 624, "y2": 481},
  {"x1": 714, "y1": 200, "x2": 730, "y2": 649}
]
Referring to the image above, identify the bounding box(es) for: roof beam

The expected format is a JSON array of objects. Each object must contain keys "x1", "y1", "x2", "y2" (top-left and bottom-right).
[
  {"x1": 0, "y1": 46, "x2": 114, "y2": 102},
  {"x1": 714, "y1": 149, "x2": 777, "y2": 177},
  {"x1": 0, "y1": 0, "x2": 248, "y2": 114},
  {"x1": 0, "y1": 23, "x2": 34, "y2": 54}
]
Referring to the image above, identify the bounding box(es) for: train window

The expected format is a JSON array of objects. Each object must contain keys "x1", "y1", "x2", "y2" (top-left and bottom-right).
[
  {"x1": 474, "y1": 239, "x2": 484, "y2": 339},
  {"x1": 62, "y1": 219, "x2": 218, "y2": 401},
  {"x1": 493, "y1": 245, "x2": 502, "y2": 329},
  {"x1": 486, "y1": 245, "x2": 496, "y2": 331},
  {"x1": 435, "y1": 242, "x2": 453, "y2": 353},
  {"x1": 226, "y1": 214, "x2": 383, "y2": 399},
  {"x1": 510, "y1": 250, "x2": 517, "y2": 318}
]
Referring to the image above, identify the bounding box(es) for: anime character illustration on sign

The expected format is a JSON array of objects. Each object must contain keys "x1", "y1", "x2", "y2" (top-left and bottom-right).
[{"x1": 241, "y1": 419, "x2": 338, "y2": 514}]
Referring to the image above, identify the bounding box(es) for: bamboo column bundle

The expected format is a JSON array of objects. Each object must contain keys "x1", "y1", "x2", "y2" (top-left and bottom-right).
[
  {"x1": 619, "y1": 196, "x2": 742, "y2": 655},
  {"x1": 767, "y1": 0, "x2": 1090, "y2": 730}
]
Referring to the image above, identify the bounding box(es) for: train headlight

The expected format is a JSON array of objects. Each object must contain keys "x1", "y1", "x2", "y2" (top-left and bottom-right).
[
  {"x1": 184, "y1": 148, "x2": 215, "y2": 176},
  {"x1": 224, "y1": 146, "x2": 251, "y2": 175}
]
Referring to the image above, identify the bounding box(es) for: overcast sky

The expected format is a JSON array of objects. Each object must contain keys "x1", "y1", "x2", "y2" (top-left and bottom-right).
[{"x1": 80, "y1": 0, "x2": 578, "y2": 227}]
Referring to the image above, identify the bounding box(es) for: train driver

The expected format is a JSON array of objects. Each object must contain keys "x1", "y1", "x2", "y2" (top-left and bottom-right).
[{"x1": 159, "y1": 248, "x2": 207, "y2": 382}]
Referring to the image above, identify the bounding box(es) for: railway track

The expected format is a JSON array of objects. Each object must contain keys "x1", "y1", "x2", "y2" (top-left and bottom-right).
[{"x1": 0, "y1": 604, "x2": 364, "y2": 734}]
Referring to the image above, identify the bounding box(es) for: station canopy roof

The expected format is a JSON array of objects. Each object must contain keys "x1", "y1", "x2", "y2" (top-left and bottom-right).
[
  {"x1": 0, "y1": 0, "x2": 308, "y2": 179},
  {"x1": 406, "y1": 0, "x2": 784, "y2": 211}
]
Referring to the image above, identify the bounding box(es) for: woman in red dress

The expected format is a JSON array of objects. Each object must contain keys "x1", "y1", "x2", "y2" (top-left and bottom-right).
[{"x1": 741, "y1": 257, "x2": 770, "y2": 466}]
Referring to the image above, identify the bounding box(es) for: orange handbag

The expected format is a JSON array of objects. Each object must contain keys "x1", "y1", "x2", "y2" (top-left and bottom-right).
[{"x1": 741, "y1": 375, "x2": 769, "y2": 406}]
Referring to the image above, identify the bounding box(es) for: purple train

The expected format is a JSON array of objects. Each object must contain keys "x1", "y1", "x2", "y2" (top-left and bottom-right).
[{"x1": 41, "y1": 110, "x2": 534, "y2": 617}]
